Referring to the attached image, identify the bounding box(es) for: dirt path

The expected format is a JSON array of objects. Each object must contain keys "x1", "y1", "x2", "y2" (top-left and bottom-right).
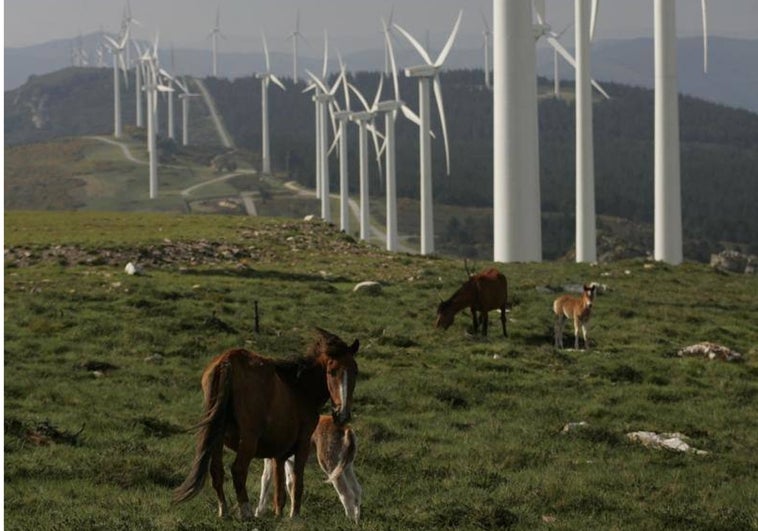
[
  {"x1": 284, "y1": 181, "x2": 416, "y2": 253},
  {"x1": 86, "y1": 136, "x2": 147, "y2": 165}
]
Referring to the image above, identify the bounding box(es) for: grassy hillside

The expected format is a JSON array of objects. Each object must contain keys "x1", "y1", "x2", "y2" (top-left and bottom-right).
[{"x1": 5, "y1": 211, "x2": 758, "y2": 530}]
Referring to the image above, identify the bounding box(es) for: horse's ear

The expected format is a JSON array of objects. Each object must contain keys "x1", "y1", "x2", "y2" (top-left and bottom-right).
[{"x1": 349, "y1": 339, "x2": 359, "y2": 356}]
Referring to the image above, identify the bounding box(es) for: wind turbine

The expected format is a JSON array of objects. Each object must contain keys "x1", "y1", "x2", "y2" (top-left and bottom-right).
[
  {"x1": 653, "y1": 0, "x2": 709, "y2": 264},
  {"x1": 120, "y1": 0, "x2": 141, "y2": 66},
  {"x1": 175, "y1": 77, "x2": 200, "y2": 146},
  {"x1": 287, "y1": 10, "x2": 307, "y2": 84},
  {"x1": 380, "y1": 7, "x2": 395, "y2": 77},
  {"x1": 141, "y1": 36, "x2": 173, "y2": 199},
  {"x1": 346, "y1": 78, "x2": 385, "y2": 243},
  {"x1": 133, "y1": 40, "x2": 145, "y2": 128},
  {"x1": 480, "y1": 10, "x2": 492, "y2": 90},
  {"x1": 258, "y1": 32, "x2": 287, "y2": 175},
  {"x1": 159, "y1": 67, "x2": 177, "y2": 140},
  {"x1": 209, "y1": 7, "x2": 225, "y2": 77},
  {"x1": 103, "y1": 27, "x2": 130, "y2": 138},
  {"x1": 328, "y1": 54, "x2": 353, "y2": 233},
  {"x1": 393, "y1": 10, "x2": 462, "y2": 256}
]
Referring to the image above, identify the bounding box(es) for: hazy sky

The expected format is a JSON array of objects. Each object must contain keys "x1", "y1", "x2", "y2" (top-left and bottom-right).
[{"x1": 4, "y1": 0, "x2": 758, "y2": 53}]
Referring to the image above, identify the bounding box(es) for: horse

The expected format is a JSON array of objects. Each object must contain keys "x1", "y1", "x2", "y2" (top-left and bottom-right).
[
  {"x1": 553, "y1": 284, "x2": 597, "y2": 349},
  {"x1": 436, "y1": 266, "x2": 508, "y2": 337},
  {"x1": 173, "y1": 328, "x2": 359, "y2": 520},
  {"x1": 256, "y1": 415, "x2": 362, "y2": 523}
]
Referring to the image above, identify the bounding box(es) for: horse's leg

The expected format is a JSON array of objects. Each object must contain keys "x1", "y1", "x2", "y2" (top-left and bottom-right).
[
  {"x1": 470, "y1": 307, "x2": 479, "y2": 334},
  {"x1": 284, "y1": 456, "x2": 295, "y2": 508},
  {"x1": 573, "y1": 316, "x2": 580, "y2": 350},
  {"x1": 554, "y1": 315, "x2": 564, "y2": 348},
  {"x1": 582, "y1": 322, "x2": 589, "y2": 350},
  {"x1": 500, "y1": 304, "x2": 508, "y2": 337},
  {"x1": 273, "y1": 458, "x2": 287, "y2": 517},
  {"x1": 345, "y1": 464, "x2": 362, "y2": 523},
  {"x1": 482, "y1": 311, "x2": 489, "y2": 336},
  {"x1": 210, "y1": 440, "x2": 227, "y2": 518},
  {"x1": 289, "y1": 441, "x2": 310, "y2": 517},
  {"x1": 332, "y1": 473, "x2": 356, "y2": 522},
  {"x1": 255, "y1": 459, "x2": 274, "y2": 518},
  {"x1": 230, "y1": 440, "x2": 256, "y2": 520}
]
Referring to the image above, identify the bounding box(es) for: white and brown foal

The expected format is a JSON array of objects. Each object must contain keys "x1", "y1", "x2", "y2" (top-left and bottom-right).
[
  {"x1": 553, "y1": 283, "x2": 597, "y2": 349},
  {"x1": 255, "y1": 415, "x2": 362, "y2": 523}
]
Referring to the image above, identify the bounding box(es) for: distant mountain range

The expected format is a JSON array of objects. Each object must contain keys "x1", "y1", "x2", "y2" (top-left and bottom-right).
[{"x1": 5, "y1": 34, "x2": 758, "y2": 113}]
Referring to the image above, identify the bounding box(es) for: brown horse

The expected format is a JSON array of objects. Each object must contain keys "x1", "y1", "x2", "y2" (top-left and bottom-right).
[
  {"x1": 436, "y1": 267, "x2": 508, "y2": 336},
  {"x1": 173, "y1": 328, "x2": 359, "y2": 520}
]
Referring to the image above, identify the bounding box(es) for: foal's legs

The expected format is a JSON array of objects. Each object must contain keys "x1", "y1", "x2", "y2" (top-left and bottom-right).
[
  {"x1": 332, "y1": 473, "x2": 358, "y2": 523},
  {"x1": 273, "y1": 458, "x2": 288, "y2": 516},
  {"x1": 210, "y1": 441, "x2": 227, "y2": 517},
  {"x1": 554, "y1": 315, "x2": 565, "y2": 348},
  {"x1": 344, "y1": 464, "x2": 362, "y2": 523},
  {"x1": 573, "y1": 316, "x2": 581, "y2": 350},
  {"x1": 254, "y1": 459, "x2": 274, "y2": 517},
  {"x1": 581, "y1": 323, "x2": 589, "y2": 350}
]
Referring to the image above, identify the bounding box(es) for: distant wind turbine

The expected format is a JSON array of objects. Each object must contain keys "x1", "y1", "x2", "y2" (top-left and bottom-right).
[
  {"x1": 141, "y1": 35, "x2": 173, "y2": 199},
  {"x1": 394, "y1": 10, "x2": 462, "y2": 256},
  {"x1": 287, "y1": 10, "x2": 308, "y2": 84},
  {"x1": 121, "y1": 0, "x2": 141, "y2": 66},
  {"x1": 208, "y1": 7, "x2": 225, "y2": 77},
  {"x1": 258, "y1": 32, "x2": 287, "y2": 175},
  {"x1": 480, "y1": 10, "x2": 492, "y2": 90},
  {"x1": 103, "y1": 28, "x2": 130, "y2": 138},
  {"x1": 133, "y1": 40, "x2": 145, "y2": 127},
  {"x1": 175, "y1": 77, "x2": 200, "y2": 146}
]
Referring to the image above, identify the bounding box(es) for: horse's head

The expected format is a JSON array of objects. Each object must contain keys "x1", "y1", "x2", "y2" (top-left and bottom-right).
[
  {"x1": 435, "y1": 299, "x2": 455, "y2": 330},
  {"x1": 313, "y1": 328, "x2": 359, "y2": 425},
  {"x1": 582, "y1": 284, "x2": 597, "y2": 309}
]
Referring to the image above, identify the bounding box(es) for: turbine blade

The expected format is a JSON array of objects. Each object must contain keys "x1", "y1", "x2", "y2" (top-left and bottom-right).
[
  {"x1": 305, "y1": 69, "x2": 329, "y2": 94},
  {"x1": 368, "y1": 121, "x2": 384, "y2": 187},
  {"x1": 342, "y1": 70, "x2": 351, "y2": 111},
  {"x1": 271, "y1": 74, "x2": 286, "y2": 91},
  {"x1": 432, "y1": 75, "x2": 450, "y2": 175},
  {"x1": 372, "y1": 74, "x2": 384, "y2": 110},
  {"x1": 262, "y1": 32, "x2": 271, "y2": 72},
  {"x1": 384, "y1": 22, "x2": 400, "y2": 101},
  {"x1": 393, "y1": 22, "x2": 433, "y2": 65},
  {"x1": 547, "y1": 35, "x2": 577, "y2": 70},
  {"x1": 435, "y1": 10, "x2": 463, "y2": 66},
  {"x1": 322, "y1": 30, "x2": 329, "y2": 79},
  {"x1": 701, "y1": 0, "x2": 709, "y2": 73},
  {"x1": 348, "y1": 83, "x2": 371, "y2": 112},
  {"x1": 590, "y1": 0, "x2": 599, "y2": 41},
  {"x1": 533, "y1": 0, "x2": 546, "y2": 26},
  {"x1": 327, "y1": 127, "x2": 341, "y2": 156},
  {"x1": 103, "y1": 35, "x2": 120, "y2": 50},
  {"x1": 480, "y1": 8, "x2": 490, "y2": 33},
  {"x1": 590, "y1": 78, "x2": 611, "y2": 100},
  {"x1": 400, "y1": 104, "x2": 435, "y2": 138}
]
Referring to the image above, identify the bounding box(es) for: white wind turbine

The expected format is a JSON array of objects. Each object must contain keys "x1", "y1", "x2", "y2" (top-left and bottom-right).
[
  {"x1": 480, "y1": 10, "x2": 492, "y2": 90},
  {"x1": 133, "y1": 41, "x2": 145, "y2": 128},
  {"x1": 141, "y1": 37, "x2": 173, "y2": 199},
  {"x1": 653, "y1": 0, "x2": 709, "y2": 264},
  {"x1": 103, "y1": 28, "x2": 130, "y2": 139},
  {"x1": 492, "y1": 1, "x2": 541, "y2": 263},
  {"x1": 535, "y1": 0, "x2": 608, "y2": 263},
  {"x1": 287, "y1": 10, "x2": 307, "y2": 84},
  {"x1": 380, "y1": 7, "x2": 395, "y2": 77},
  {"x1": 328, "y1": 54, "x2": 353, "y2": 233},
  {"x1": 393, "y1": 10, "x2": 462, "y2": 256},
  {"x1": 209, "y1": 7, "x2": 225, "y2": 77},
  {"x1": 258, "y1": 32, "x2": 287, "y2": 175},
  {"x1": 159, "y1": 67, "x2": 177, "y2": 140},
  {"x1": 345, "y1": 78, "x2": 385, "y2": 243},
  {"x1": 121, "y1": 0, "x2": 141, "y2": 66},
  {"x1": 175, "y1": 77, "x2": 200, "y2": 146}
]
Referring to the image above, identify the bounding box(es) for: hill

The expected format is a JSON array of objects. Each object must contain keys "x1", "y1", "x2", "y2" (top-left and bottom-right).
[
  {"x1": 4, "y1": 210, "x2": 758, "y2": 529},
  {"x1": 5, "y1": 67, "x2": 758, "y2": 261}
]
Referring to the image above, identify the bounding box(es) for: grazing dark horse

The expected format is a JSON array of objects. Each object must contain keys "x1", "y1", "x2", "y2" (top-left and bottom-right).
[
  {"x1": 173, "y1": 328, "x2": 359, "y2": 520},
  {"x1": 436, "y1": 267, "x2": 508, "y2": 337}
]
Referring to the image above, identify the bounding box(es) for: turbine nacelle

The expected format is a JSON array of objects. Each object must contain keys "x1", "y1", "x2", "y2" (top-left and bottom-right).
[{"x1": 404, "y1": 64, "x2": 439, "y2": 78}]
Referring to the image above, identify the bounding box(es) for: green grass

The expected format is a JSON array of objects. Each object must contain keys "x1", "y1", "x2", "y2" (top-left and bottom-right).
[{"x1": 5, "y1": 211, "x2": 758, "y2": 530}]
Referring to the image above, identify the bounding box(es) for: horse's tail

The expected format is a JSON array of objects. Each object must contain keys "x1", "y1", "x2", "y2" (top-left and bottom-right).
[
  {"x1": 173, "y1": 358, "x2": 232, "y2": 503},
  {"x1": 325, "y1": 426, "x2": 357, "y2": 484}
]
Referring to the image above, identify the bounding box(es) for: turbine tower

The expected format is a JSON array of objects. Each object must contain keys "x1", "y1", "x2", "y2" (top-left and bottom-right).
[
  {"x1": 492, "y1": 1, "x2": 540, "y2": 263},
  {"x1": 653, "y1": 0, "x2": 708, "y2": 264},
  {"x1": 159, "y1": 67, "x2": 177, "y2": 140},
  {"x1": 175, "y1": 77, "x2": 200, "y2": 146},
  {"x1": 209, "y1": 7, "x2": 225, "y2": 77},
  {"x1": 103, "y1": 28, "x2": 130, "y2": 138},
  {"x1": 141, "y1": 35, "x2": 173, "y2": 199},
  {"x1": 258, "y1": 32, "x2": 287, "y2": 175},
  {"x1": 394, "y1": 10, "x2": 462, "y2": 256},
  {"x1": 133, "y1": 41, "x2": 145, "y2": 128}
]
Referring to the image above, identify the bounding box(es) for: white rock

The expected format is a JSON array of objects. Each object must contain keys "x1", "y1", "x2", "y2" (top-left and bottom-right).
[{"x1": 353, "y1": 281, "x2": 382, "y2": 294}]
